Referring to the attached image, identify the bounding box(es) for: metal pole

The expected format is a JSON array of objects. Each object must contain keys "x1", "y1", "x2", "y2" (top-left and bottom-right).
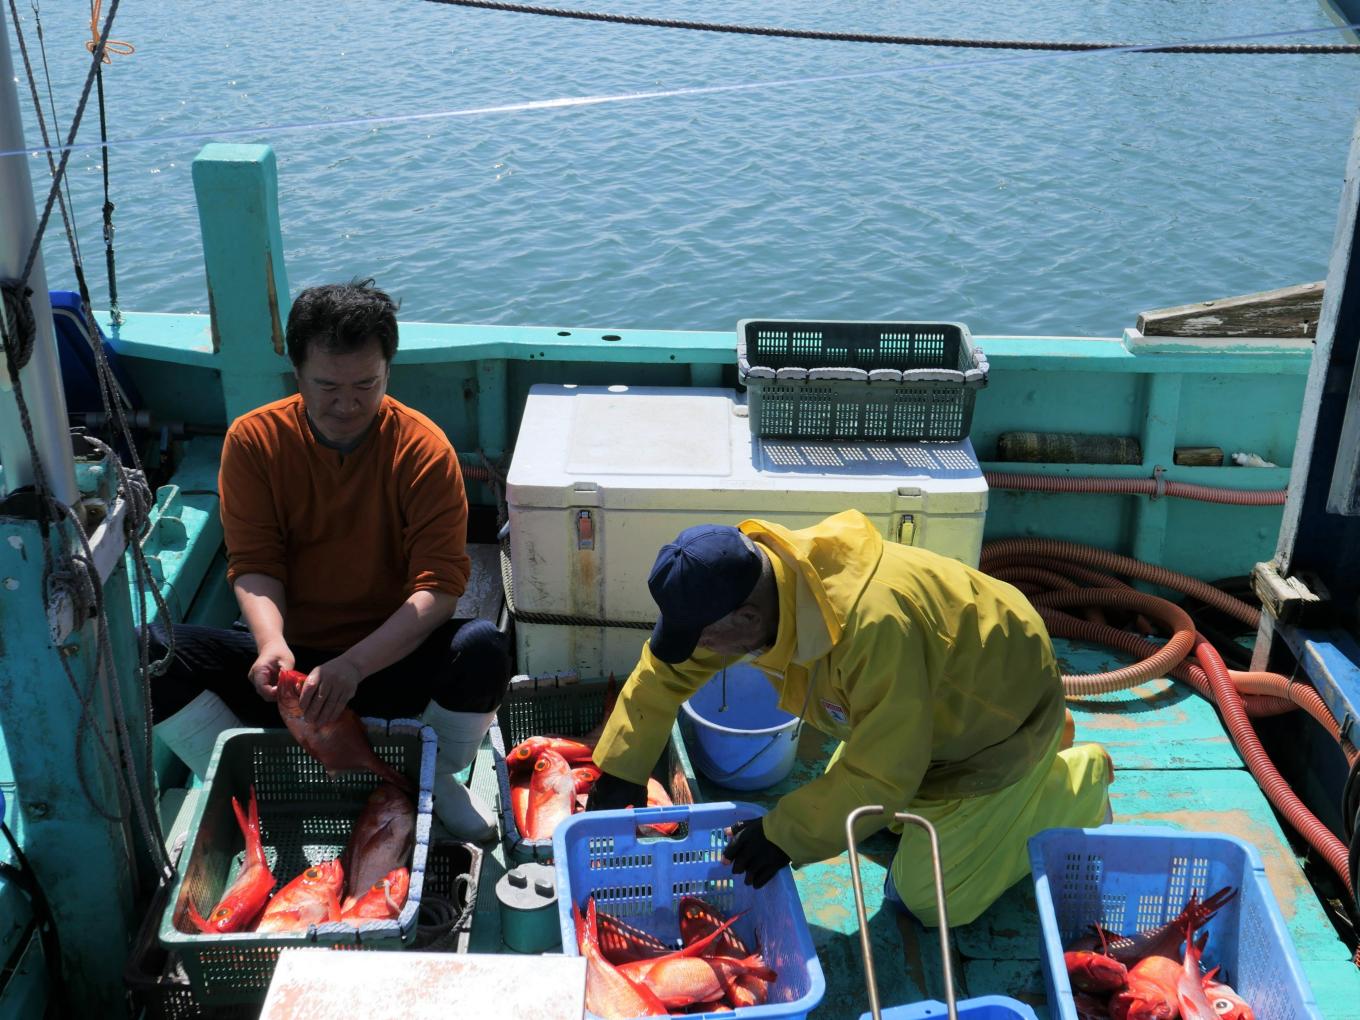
[
  {"x1": 846, "y1": 806, "x2": 958, "y2": 1020},
  {"x1": 0, "y1": 5, "x2": 78, "y2": 505}
]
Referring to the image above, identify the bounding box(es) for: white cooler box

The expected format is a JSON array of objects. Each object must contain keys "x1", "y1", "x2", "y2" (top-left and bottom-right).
[{"x1": 506, "y1": 384, "x2": 989, "y2": 678}]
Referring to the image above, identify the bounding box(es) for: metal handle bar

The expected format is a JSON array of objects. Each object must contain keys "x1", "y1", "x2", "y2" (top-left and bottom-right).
[{"x1": 845, "y1": 806, "x2": 957, "y2": 1020}]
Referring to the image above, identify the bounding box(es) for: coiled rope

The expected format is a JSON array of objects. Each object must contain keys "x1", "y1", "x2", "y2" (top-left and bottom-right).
[{"x1": 422, "y1": 0, "x2": 1360, "y2": 55}]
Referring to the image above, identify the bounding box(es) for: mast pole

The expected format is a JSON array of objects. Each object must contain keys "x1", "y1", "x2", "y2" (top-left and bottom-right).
[{"x1": 0, "y1": 4, "x2": 78, "y2": 504}]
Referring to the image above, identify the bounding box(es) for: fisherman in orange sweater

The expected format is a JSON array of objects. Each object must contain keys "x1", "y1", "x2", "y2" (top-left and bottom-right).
[{"x1": 149, "y1": 280, "x2": 509, "y2": 841}]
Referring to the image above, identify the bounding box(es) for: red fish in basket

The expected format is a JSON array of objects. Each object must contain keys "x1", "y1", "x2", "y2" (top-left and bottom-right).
[
  {"x1": 185, "y1": 786, "x2": 274, "y2": 933},
  {"x1": 339, "y1": 867, "x2": 410, "y2": 924},
  {"x1": 254, "y1": 858, "x2": 344, "y2": 933}
]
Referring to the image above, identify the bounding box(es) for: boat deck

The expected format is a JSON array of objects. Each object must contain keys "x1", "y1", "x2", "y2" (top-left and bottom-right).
[{"x1": 460, "y1": 637, "x2": 1360, "y2": 1019}]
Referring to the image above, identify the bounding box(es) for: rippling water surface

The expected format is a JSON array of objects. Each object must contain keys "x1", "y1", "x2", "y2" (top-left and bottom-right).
[{"x1": 12, "y1": 1, "x2": 1360, "y2": 335}]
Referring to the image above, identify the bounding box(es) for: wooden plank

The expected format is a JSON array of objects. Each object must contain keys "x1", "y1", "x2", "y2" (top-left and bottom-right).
[{"x1": 1137, "y1": 281, "x2": 1324, "y2": 338}]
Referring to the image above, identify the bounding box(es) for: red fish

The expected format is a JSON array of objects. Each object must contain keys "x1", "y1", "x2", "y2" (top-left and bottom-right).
[
  {"x1": 506, "y1": 735, "x2": 597, "y2": 776},
  {"x1": 1071, "y1": 886, "x2": 1236, "y2": 966},
  {"x1": 596, "y1": 908, "x2": 673, "y2": 965},
  {"x1": 577, "y1": 898, "x2": 669, "y2": 1019},
  {"x1": 340, "y1": 782, "x2": 414, "y2": 910},
  {"x1": 624, "y1": 956, "x2": 776, "y2": 1010},
  {"x1": 1066, "y1": 949, "x2": 1128, "y2": 994},
  {"x1": 678, "y1": 896, "x2": 750, "y2": 958},
  {"x1": 638, "y1": 777, "x2": 678, "y2": 837},
  {"x1": 1177, "y1": 924, "x2": 1221, "y2": 1019},
  {"x1": 1109, "y1": 955, "x2": 1179, "y2": 1020},
  {"x1": 185, "y1": 786, "x2": 275, "y2": 933},
  {"x1": 510, "y1": 775, "x2": 532, "y2": 835},
  {"x1": 254, "y1": 858, "x2": 345, "y2": 933},
  {"x1": 1202, "y1": 976, "x2": 1255, "y2": 1020},
  {"x1": 728, "y1": 973, "x2": 771, "y2": 1009},
  {"x1": 572, "y1": 765, "x2": 602, "y2": 794},
  {"x1": 616, "y1": 911, "x2": 765, "y2": 989},
  {"x1": 339, "y1": 867, "x2": 409, "y2": 923},
  {"x1": 524, "y1": 748, "x2": 576, "y2": 840},
  {"x1": 275, "y1": 669, "x2": 413, "y2": 793}
]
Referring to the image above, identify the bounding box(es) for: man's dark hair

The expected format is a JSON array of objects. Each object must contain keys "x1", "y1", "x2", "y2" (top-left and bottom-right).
[{"x1": 285, "y1": 279, "x2": 399, "y2": 367}]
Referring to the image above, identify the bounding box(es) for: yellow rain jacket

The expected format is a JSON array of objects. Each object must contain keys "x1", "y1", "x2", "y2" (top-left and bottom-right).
[{"x1": 592, "y1": 509, "x2": 1065, "y2": 865}]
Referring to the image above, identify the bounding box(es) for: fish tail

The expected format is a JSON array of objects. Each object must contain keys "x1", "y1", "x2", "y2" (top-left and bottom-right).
[
  {"x1": 377, "y1": 759, "x2": 415, "y2": 794},
  {"x1": 186, "y1": 900, "x2": 215, "y2": 934}
]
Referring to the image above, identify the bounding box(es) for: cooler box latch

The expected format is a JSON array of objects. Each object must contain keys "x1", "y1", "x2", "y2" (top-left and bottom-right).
[{"x1": 576, "y1": 510, "x2": 595, "y2": 550}]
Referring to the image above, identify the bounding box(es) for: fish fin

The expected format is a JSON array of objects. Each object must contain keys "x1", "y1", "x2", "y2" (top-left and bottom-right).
[
  {"x1": 675, "y1": 912, "x2": 746, "y2": 959},
  {"x1": 740, "y1": 955, "x2": 778, "y2": 982},
  {"x1": 384, "y1": 885, "x2": 401, "y2": 917},
  {"x1": 586, "y1": 896, "x2": 600, "y2": 950},
  {"x1": 573, "y1": 899, "x2": 587, "y2": 952}
]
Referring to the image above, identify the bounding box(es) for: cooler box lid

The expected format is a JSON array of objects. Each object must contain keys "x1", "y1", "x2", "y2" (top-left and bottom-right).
[{"x1": 506, "y1": 384, "x2": 988, "y2": 514}]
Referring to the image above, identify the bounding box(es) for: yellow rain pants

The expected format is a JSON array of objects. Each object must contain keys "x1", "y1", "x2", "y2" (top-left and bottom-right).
[{"x1": 888, "y1": 734, "x2": 1112, "y2": 926}]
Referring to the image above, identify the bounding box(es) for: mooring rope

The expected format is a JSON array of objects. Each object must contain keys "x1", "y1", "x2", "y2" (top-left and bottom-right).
[{"x1": 420, "y1": 1, "x2": 1360, "y2": 55}]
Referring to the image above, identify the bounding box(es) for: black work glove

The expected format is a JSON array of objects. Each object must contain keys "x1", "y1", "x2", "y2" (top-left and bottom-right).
[
  {"x1": 584, "y1": 770, "x2": 647, "y2": 812},
  {"x1": 722, "y1": 817, "x2": 791, "y2": 888}
]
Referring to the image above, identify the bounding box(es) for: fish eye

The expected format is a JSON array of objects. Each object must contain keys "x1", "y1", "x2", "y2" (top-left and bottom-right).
[
  {"x1": 215, "y1": 908, "x2": 230, "y2": 919},
  {"x1": 306, "y1": 868, "x2": 320, "y2": 878},
  {"x1": 1212, "y1": 1001, "x2": 1232, "y2": 1013}
]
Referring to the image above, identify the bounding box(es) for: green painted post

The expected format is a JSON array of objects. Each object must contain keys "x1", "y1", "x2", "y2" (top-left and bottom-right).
[
  {"x1": 192, "y1": 144, "x2": 292, "y2": 424},
  {"x1": 1132, "y1": 373, "x2": 1183, "y2": 567},
  {"x1": 477, "y1": 359, "x2": 508, "y2": 460},
  {"x1": 0, "y1": 504, "x2": 140, "y2": 1015}
]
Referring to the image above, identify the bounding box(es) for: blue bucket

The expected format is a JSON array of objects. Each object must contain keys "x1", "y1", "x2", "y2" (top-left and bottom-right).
[{"x1": 680, "y1": 664, "x2": 801, "y2": 791}]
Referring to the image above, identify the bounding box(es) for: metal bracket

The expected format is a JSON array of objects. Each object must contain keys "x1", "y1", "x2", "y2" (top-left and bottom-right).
[
  {"x1": 575, "y1": 510, "x2": 594, "y2": 551},
  {"x1": 1252, "y1": 560, "x2": 1325, "y2": 626},
  {"x1": 1151, "y1": 465, "x2": 1167, "y2": 501}
]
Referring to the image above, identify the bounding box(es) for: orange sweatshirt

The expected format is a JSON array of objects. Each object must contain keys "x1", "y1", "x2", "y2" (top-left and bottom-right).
[{"x1": 219, "y1": 393, "x2": 470, "y2": 650}]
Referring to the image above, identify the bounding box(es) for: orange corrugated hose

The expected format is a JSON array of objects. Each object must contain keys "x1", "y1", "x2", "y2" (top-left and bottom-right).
[
  {"x1": 981, "y1": 538, "x2": 1354, "y2": 895},
  {"x1": 984, "y1": 472, "x2": 1287, "y2": 506}
]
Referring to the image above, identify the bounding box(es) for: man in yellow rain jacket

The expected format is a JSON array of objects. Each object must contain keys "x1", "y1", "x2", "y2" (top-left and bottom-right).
[{"x1": 587, "y1": 509, "x2": 1111, "y2": 924}]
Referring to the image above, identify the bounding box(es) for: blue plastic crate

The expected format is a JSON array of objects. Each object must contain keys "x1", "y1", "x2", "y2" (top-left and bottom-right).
[
  {"x1": 865, "y1": 997, "x2": 1037, "y2": 1019},
  {"x1": 553, "y1": 801, "x2": 826, "y2": 1020},
  {"x1": 1028, "y1": 825, "x2": 1322, "y2": 1020}
]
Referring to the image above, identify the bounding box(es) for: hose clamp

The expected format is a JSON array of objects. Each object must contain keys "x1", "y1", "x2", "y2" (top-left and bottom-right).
[{"x1": 1152, "y1": 465, "x2": 1167, "y2": 501}]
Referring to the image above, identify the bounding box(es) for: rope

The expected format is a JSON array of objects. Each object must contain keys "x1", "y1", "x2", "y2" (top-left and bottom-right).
[
  {"x1": 27, "y1": 0, "x2": 83, "y2": 267},
  {"x1": 1, "y1": 0, "x2": 174, "y2": 883},
  {"x1": 421, "y1": 1, "x2": 1360, "y2": 54},
  {"x1": 84, "y1": 0, "x2": 133, "y2": 63},
  {"x1": 0, "y1": 281, "x2": 36, "y2": 373},
  {"x1": 18, "y1": 0, "x2": 123, "y2": 288},
  {"x1": 95, "y1": 65, "x2": 121, "y2": 327}
]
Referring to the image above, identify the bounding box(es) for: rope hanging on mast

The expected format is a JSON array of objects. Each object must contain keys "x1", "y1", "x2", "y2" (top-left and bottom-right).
[
  {"x1": 87, "y1": 0, "x2": 133, "y2": 326},
  {"x1": 3, "y1": 0, "x2": 175, "y2": 887}
]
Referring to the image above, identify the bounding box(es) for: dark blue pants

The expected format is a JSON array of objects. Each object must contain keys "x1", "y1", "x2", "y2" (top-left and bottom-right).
[{"x1": 148, "y1": 618, "x2": 511, "y2": 726}]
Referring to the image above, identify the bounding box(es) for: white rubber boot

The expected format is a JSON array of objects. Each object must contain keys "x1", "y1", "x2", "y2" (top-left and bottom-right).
[
  {"x1": 422, "y1": 702, "x2": 499, "y2": 843},
  {"x1": 153, "y1": 690, "x2": 242, "y2": 779}
]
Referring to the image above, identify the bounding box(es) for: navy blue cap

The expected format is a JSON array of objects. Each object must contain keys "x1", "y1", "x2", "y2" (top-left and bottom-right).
[{"x1": 647, "y1": 524, "x2": 763, "y2": 664}]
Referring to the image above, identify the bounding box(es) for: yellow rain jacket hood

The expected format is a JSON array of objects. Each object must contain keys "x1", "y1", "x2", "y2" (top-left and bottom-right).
[{"x1": 593, "y1": 509, "x2": 1064, "y2": 865}]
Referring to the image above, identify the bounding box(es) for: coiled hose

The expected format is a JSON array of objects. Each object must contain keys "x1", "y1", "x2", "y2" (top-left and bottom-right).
[{"x1": 981, "y1": 538, "x2": 1354, "y2": 896}]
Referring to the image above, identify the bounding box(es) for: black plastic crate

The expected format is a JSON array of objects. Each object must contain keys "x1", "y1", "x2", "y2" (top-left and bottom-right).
[{"x1": 738, "y1": 318, "x2": 987, "y2": 441}]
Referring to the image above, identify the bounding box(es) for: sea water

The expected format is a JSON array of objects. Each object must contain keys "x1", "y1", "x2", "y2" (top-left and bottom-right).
[{"x1": 11, "y1": 0, "x2": 1360, "y2": 336}]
